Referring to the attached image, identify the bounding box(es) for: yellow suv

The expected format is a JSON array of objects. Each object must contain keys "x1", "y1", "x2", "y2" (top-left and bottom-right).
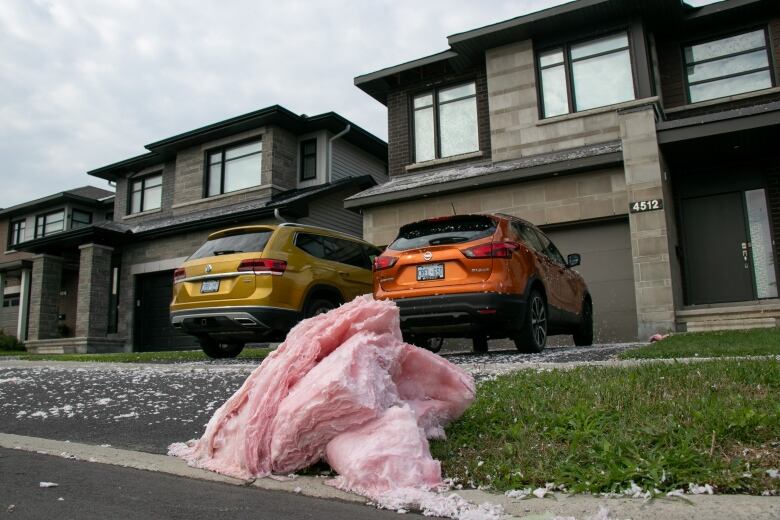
[{"x1": 170, "y1": 223, "x2": 381, "y2": 358}]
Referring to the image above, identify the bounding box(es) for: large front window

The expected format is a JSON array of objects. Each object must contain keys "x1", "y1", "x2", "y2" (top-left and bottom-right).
[
  {"x1": 35, "y1": 210, "x2": 64, "y2": 238},
  {"x1": 684, "y1": 29, "x2": 773, "y2": 103},
  {"x1": 538, "y1": 32, "x2": 635, "y2": 118},
  {"x1": 207, "y1": 140, "x2": 262, "y2": 196},
  {"x1": 130, "y1": 173, "x2": 162, "y2": 214},
  {"x1": 413, "y1": 82, "x2": 478, "y2": 162},
  {"x1": 9, "y1": 219, "x2": 25, "y2": 246}
]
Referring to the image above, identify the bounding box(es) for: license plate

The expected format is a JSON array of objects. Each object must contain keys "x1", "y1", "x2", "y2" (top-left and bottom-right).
[
  {"x1": 200, "y1": 280, "x2": 220, "y2": 293},
  {"x1": 417, "y1": 263, "x2": 444, "y2": 281}
]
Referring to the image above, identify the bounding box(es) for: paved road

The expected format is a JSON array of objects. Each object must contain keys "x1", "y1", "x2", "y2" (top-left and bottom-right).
[{"x1": 0, "y1": 447, "x2": 413, "y2": 520}]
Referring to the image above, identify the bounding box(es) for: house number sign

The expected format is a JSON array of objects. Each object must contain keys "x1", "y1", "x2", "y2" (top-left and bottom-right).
[{"x1": 629, "y1": 198, "x2": 663, "y2": 213}]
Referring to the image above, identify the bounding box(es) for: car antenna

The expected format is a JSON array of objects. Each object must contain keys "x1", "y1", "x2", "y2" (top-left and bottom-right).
[{"x1": 450, "y1": 202, "x2": 457, "y2": 215}]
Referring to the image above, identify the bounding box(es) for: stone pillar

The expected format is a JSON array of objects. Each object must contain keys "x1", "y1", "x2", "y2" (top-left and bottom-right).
[
  {"x1": 28, "y1": 255, "x2": 63, "y2": 340},
  {"x1": 618, "y1": 105, "x2": 677, "y2": 339},
  {"x1": 17, "y1": 268, "x2": 31, "y2": 341},
  {"x1": 75, "y1": 244, "x2": 114, "y2": 338}
]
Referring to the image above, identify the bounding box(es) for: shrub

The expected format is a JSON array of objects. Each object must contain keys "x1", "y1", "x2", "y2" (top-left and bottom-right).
[{"x1": 0, "y1": 329, "x2": 25, "y2": 351}]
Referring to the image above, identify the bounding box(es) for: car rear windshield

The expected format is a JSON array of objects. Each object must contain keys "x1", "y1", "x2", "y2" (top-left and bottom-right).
[
  {"x1": 388, "y1": 216, "x2": 497, "y2": 251},
  {"x1": 188, "y1": 231, "x2": 272, "y2": 260}
]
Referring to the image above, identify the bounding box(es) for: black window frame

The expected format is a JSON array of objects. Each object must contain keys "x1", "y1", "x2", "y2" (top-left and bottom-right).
[
  {"x1": 299, "y1": 138, "x2": 318, "y2": 182},
  {"x1": 71, "y1": 209, "x2": 93, "y2": 229},
  {"x1": 3, "y1": 295, "x2": 20, "y2": 308},
  {"x1": 205, "y1": 138, "x2": 263, "y2": 197},
  {"x1": 682, "y1": 26, "x2": 775, "y2": 104},
  {"x1": 128, "y1": 172, "x2": 163, "y2": 215},
  {"x1": 411, "y1": 80, "x2": 479, "y2": 163},
  {"x1": 34, "y1": 209, "x2": 65, "y2": 238},
  {"x1": 9, "y1": 219, "x2": 25, "y2": 247},
  {"x1": 536, "y1": 30, "x2": 636, "y2": 119}
]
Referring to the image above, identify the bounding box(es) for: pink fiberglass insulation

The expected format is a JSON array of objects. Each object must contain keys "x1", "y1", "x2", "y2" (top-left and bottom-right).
[{"x1": 169, "y1": 295, "x2": 475, "y2": 498}]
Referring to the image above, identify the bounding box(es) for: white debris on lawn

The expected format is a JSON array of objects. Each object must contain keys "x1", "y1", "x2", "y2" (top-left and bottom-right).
[
  {"x1": 39, "y1": 482, "x2": 58, "y2": 488},
  {"x1": 766, "y1": 469, "x2": 779, "y2": 479},
  {"x1": 666, "y1": 489, "x2": 686, "y2": 498},
  {"x1": 532, "y1": 482, "x2": 556, "y2": 498},
  {"x1": 504, "y1": 487, "x2": 532, "y2": 500},
  {"x1": 688, "y1": 483, "x2": 714, "y2": 495}
]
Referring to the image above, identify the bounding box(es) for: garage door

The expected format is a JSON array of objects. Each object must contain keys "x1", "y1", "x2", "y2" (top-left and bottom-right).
[
  {"x1": 134, "y1": 270, "x2": 198, "y2": 352},
  {"x1": 544, "y1": 219, "x2": 637, "y2": 342}
]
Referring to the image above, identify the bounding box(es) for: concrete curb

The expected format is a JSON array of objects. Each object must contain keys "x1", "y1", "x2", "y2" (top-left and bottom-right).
[{"x1": 1, "y1": 433, "x2": 777, "y2": 519}]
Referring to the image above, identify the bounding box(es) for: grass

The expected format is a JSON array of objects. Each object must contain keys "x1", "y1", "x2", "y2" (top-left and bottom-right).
[
  {"x1": 432, "y1": 359, "x2": 780, "y2": 495},
  {"x1": 620, "y1": 328, "x2": 780, "y2": 360},
  {"x1": 0, "y1": 347, "x2": 271, "y2": 363}
]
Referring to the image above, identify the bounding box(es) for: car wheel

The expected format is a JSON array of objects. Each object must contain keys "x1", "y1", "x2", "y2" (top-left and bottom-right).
[
  {"x1": 472, "y1": 336, "x2": 489, "y2": 353},
  {"x1": 513, "y1": 290, "x2": 547, "y2": 353},
  {"x1": 199, "y1": 337, "x2": 244, "y2": 359},
  {"x1": 304, "y1": 298, "x2": 338, "y2": 318},
  {"x1": 573, "y1": 299, "x2": 594, "y2": 346},
  {"x1": 404, "y1": 335, "x2": 442, "y2": 353}
]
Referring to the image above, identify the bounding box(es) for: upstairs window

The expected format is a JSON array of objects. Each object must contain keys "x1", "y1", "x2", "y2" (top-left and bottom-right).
[
  {"x1": 299, "y1": 138, "x2": 317, "y2": 181},
  {"x1": 35, "y1": 210, "x2": 64, "y2": 238},
  {"x1": 684, "y1": 29, "x2": 773, "y2": 103},
  {"x1": 9, "y1": 219, "x2": 25, "y2": 246},
  {"x1": 413, "y1": 81, "x2": 479, "y2": 162},
  {"x1": 71, "y1": 209, "x2": 92, "y2": 229},
  {"x1": 538, "y1": 32, "x2": 635, "y2": 117},
  {"x1": 130, "y1": 173, "x2": 162, "y2": 214},
  {"x1": 207, "y1": 139, "x2": 262, "y2": 196}
]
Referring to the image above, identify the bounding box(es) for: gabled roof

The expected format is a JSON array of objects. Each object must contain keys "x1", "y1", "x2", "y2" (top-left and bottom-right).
[
  {"x1": 89, "y1": 105, "x2": 387, "y2": 181},
  {"x1": 0, "y1": 185, "x2": 115, "y2": 218}
]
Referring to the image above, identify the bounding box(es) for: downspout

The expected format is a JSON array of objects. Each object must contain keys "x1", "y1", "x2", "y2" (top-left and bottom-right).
[{"x1": 327, "y1": 124, "x2": 350, "y2": 182}]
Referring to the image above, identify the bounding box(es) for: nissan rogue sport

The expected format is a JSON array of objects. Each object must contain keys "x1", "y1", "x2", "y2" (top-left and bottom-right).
[
  {"x1": 372, "y1": 213, "x2": 593, "y2": 353},
  {"x1": 171, "y1": 223, "x2": 381, "y2": 358}
]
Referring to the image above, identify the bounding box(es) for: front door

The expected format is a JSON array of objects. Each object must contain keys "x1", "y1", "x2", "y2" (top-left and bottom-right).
[{"x1": 681, "y1": 191, "x2": 775, "y2": 305}]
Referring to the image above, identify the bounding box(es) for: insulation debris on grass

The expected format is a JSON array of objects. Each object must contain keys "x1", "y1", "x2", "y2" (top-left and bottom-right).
[{"x1": 169, "y1": 296, "x2": 501, "y2": 518}]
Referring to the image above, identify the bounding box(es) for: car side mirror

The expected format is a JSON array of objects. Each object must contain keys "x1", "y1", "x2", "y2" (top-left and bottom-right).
[{"x1": 567, "y1": 253, "x2": 581, "y2": 268}]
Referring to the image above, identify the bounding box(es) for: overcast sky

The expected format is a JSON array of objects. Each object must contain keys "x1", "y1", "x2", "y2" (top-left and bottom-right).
[{"x1": 0, "y1": 0, "x2": 719, "y2": 208}]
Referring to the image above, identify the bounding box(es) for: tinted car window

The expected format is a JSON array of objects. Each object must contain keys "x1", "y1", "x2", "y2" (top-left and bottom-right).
[
  {"x1": 389, "y1": 215, "x2": 496, "y2": 251},
  {"x1": 296, "y1": 233, "x2": 372, "y2": 269},
  {"x1": 534, "y1": 229, "x2": 566, "y2": 265},
  {"x1": 512, "y1": 221, "x2": 544, "y2": 252},
  {"x1": 295, "y1": 233, "x2": 326, "y2": 259},
  {"x1": 189, "y1": 231, "x2": 272, "y2": 260}
]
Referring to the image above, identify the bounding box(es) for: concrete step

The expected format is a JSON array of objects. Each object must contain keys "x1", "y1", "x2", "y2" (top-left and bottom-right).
[{"x1": 680, "y1": 317, "x2": 778, "y2": 333}]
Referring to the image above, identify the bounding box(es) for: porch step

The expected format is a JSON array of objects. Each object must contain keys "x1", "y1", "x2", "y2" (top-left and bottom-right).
[
  {"x1": 676, "y1": 300, "x2": 780, "y2": 332},
  {"x1": 683, "y1": 317, "x2": 778, "y2": 333}
]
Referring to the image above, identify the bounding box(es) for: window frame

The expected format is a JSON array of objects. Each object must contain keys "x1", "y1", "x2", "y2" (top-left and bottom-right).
[
  {"x1": 536, "y1": 30, "x2": 636, "y2": 119},
  {"x1": 71, "y1": 209, "x2": 93, "y2": 229},
  {"x1": 410, "y1": 80, "x2": 479, "y2": 163},
  {"x1": 205, "y1": 137, "x2": 263, "y2": 197},
  {"x1": 128, "y1": 172, "x2": 163, "y2": 215},
  {"x1": 682, "y1": 26, "x2": 775, "y2": 104},
  {"x1": 9, "y1": 219, "x2": 25, "y2": 247},
  {"x1": 299, "y1": 138, "x2": 318, "y2": 182},
  {"x1": 34, "y1": 210, "x2": 65, "y2": 238}
]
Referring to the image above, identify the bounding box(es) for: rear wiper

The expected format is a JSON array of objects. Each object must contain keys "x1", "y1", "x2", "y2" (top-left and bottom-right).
[
  {"x1": 429, "y1": 236, "x2": 467, "y2": 245},
  {"x1": 213, "y1": 250, "x2": 242, "y2": 255}
]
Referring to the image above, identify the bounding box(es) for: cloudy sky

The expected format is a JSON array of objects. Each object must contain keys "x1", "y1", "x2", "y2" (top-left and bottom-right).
[{"x1": 0, "y1": 0, "x2": 719, "y2": 208}]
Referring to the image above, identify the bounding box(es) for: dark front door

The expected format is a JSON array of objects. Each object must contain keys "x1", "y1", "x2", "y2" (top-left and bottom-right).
[
  {"x1": 681, "y1": 192, "x2": 754, "y2": 304},
  {"x1": 135, "y1": 271, "x2": 197, "y2": 351}
]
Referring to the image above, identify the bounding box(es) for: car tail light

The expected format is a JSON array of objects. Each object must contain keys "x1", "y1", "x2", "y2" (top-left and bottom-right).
[
  {"x1": 373, "y1": 255, "x2": 398, "y2": 271},
  {"x1": 237, "y1": 258, "x2": 287, "y2": 275},
  {"x1": 462, "y1": 241, "x2": 520, "y2": 259},
  {"x1": 173, "y1": 268, "x2": 186, "y2": 284}
]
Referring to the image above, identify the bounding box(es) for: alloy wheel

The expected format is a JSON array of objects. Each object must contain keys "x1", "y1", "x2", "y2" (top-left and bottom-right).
[{"x1": 531, "y1": 296, "x2": 547, "y2": 347}]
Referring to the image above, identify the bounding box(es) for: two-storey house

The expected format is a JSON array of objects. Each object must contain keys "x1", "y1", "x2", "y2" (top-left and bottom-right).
[
  {"x1": 13, "y1": 105, "x2": 387, "y2": 353},
  {"x1": 347, "y1": 0, "x2": 780, "y2": 341},
  {"x1": 0, "y1": 186, "x2": 114, "y2": 343}
]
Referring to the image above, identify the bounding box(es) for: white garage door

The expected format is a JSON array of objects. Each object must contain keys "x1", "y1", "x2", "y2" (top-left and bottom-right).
[{"x1": 544, "y1": 219, "x2": 637, "y2": 342}]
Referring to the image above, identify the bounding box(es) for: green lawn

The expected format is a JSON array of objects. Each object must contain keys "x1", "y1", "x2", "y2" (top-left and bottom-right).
[
  {"x1": 620, "y1": 328, "x2": 780, "y2": 360},
  {"x1": 0, "y1": 347, "x2": 271, "y2": 363},
  {"x1": 432, "y1": 360, "x2": 780, "y2": 495}
]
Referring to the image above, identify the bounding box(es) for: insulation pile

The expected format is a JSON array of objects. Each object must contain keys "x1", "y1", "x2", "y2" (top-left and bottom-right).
[{"x1": 169, "y1": 295, "x2": 476, "y2": 502}]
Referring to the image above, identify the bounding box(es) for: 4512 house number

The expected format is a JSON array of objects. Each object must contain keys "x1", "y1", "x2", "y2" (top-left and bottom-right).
[{"x1": 630, "y1": 198, "x2": 663, "y2": 213}]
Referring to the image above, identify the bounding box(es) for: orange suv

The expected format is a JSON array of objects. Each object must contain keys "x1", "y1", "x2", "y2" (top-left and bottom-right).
[{"x1": 373, "y1": 214, "x2": 592, "y2": 353}]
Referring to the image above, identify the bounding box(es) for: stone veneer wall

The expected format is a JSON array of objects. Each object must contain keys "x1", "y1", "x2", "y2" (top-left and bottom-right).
[
  {"x1": 362, "y1": 167, "x2": 627, "y2": 246},
  {"x1": 27, "y1": 254, "x2": 62, "y2": 340},
  {"x1": 75, "y1": 244, "x2": 114, "y2": 338}
]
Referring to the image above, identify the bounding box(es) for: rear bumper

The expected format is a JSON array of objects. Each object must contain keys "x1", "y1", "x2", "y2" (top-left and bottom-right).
[
  {"x1": 390, "y1": 292, "x2": 526, "y2": 338},
  {"x1": 170, "y1": 306, "x2": 300, "y2": 342}
]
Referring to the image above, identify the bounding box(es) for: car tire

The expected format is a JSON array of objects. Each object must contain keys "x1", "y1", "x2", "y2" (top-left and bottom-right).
[
  {"x1": 304, "y1": 297, "x2": 338, "y2": 318},
  {"x1": 513, "y1": 290, "x2": 547, "y2": 353},
  {"x1": 199, "y1": 337, "x2": 244, "y2": 359},
  {"x1": 472, "y1": 336, "x2": 489, "y2": 353},
  {"x1": 404, "y1": 335, "x2": 442, "y2": 353},
  {"x1": 573, "y1": 299, "x2": 594, "y2": 347}
]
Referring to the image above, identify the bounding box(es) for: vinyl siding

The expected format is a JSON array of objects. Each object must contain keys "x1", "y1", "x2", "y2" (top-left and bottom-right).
[
  {"x1": 331, "y1": 139, "x2": 387, "y2": 186},
  {"x1": 298, "y1": 188, "x2": 364, "y2": 238}
]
